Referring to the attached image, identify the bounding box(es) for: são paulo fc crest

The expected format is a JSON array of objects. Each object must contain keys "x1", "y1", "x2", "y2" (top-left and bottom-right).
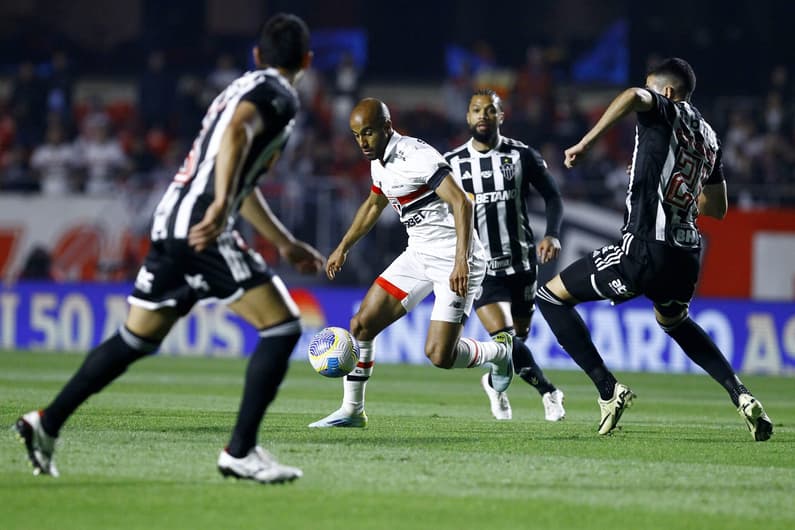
[{"x1": 500, "y1": 157, "x2": 516, "y2": 180}]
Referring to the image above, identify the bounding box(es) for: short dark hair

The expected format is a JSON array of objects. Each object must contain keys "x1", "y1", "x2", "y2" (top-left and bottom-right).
[
  {"x1": 472, "y1": 88, "x2": 502, "y2": 111},
  {"x1": 647, "y1": 57, "x2": 697, "y2": 100},
  {"x1": 257, "y1": 13, "x2": 310, "y2": 72}
]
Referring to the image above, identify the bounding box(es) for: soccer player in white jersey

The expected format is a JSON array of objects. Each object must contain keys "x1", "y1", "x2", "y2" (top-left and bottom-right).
[
  {"x1": 309, "y1": 98, "x2": 514, "y2": 428},
  {"x1": 446, "y1": 89, "x2": 565, "y2": 421},
  {"x1": 14, "y1": 14, "x2": 324, "y2": 483}
]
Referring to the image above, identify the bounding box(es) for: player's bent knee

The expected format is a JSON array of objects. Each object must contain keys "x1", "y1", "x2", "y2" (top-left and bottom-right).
[{"x1": 654, "y1": 304, "x2": 689, "y2": 331}]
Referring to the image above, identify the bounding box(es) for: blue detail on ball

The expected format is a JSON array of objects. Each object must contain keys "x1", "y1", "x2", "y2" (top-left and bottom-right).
[{"x1": 308, "y1": 327, "x2": 356, "y2": 378}]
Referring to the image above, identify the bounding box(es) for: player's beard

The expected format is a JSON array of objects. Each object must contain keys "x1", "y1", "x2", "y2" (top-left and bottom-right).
[{"x1": 470, "y1": 124, "x2": 497, "y2": 145}]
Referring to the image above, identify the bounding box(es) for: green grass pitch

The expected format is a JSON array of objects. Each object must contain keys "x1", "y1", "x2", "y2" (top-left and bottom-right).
[{"x1": 1, "y1": 350, "x2": 793, "y2": 530}]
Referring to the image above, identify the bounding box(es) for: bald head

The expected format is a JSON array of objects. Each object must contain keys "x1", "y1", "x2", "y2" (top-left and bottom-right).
[
  {"x1": 350, "y1": 98, "x2": 394, "y2": 161},
  {"x1": 351, "y1": 98, "x2": 391, "y2": 128}
]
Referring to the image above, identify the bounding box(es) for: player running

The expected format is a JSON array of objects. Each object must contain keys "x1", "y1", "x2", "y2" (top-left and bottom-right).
[
  {"x1": 536, "y1": 57, "x2": 773, "y2": 440},
  {"x1": 310, "y1": 98, "x2": 514, "y2": 428},
  {"x1": 14, "y1": 13, "x2": 324, "y2": 483}
]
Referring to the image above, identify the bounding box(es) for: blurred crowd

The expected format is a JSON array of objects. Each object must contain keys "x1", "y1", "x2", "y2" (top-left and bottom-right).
[{"x1": 1, "y1": 46, "x2": 794, "y2": 212}]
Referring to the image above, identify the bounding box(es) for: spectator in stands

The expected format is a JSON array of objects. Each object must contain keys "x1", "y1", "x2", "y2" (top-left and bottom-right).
[
  {"x1": 45, "y1": 50, "x2": 75, "y2": 129},
  {"x1": 10, "y1": 61, "x2": 47, "y2": 147},
  {"x1": 74, "y1": 113, "x2": 129, "y2": 195},
  {"x1": 30, "y1": 121, "x2": 79, "y2": 195},
  {"x1": 206, "y1": 53, "x2": 242, "y2": 96},
  {"x1": 138, "y1": 50, "x2": 174, "y2": 130}
]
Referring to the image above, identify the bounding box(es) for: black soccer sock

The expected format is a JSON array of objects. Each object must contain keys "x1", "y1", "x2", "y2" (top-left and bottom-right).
[
  {"x1": 41, "y1": 327, "x2": 159, "y2": 437},
  {"x1": 509, "y1": 332, "x2": 556, "y2": 396},
  {"x1": 536, "y1": 286, "x2": 617, "y2": 400},
  {"x1": 226, "y1": 318, "x2": 301, "y2": 458},
  {"x1": 661, "y1": 316, "x2": 749, "y2": 406}
]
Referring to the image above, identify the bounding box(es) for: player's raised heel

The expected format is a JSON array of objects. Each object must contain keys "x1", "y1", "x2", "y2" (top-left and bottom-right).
[
  {"x1": 489, "y1": 332, "x2": 514, "y2": 392},
  {"x1": 480, "y1": 372, "x2": 512, "y2": 420},
  {"x1": 13, "y1": 410, "x2": 59, "y2": 477},
  {"x1": 597, "y1": 383, "x2": 635, "y2": 435},
  {"x1": 308, "y1": 408, "x2": 368, "y2": 428},
  {"x1": 737, "y1": 394, "x2": 773, "y2": 442}
]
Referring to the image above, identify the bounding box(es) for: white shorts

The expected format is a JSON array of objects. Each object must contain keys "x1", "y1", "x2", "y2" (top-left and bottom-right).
[{"x1": 375, "y1": 246, "x2": 486, "y2": 323}]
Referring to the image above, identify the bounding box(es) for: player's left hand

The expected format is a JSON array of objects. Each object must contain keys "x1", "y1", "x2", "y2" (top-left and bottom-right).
[
  {"x1": 564, "y1": 142, "x2": 590, "y2": 168},
  {"x1": 537, "y1": 236, "x2": 561, "y2": 264},
  {"x1": 449, "y1": 259, "x2": 470, "y2": 298},
  {"x1": 188, "y1": 200, "x2": 227, "y2": 252},
  {"x1": 281, "y1": 240, "x2": 325, "y2": 275}
]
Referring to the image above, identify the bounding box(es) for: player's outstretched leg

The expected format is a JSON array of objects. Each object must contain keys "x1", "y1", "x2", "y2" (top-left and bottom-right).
[
  {"x1": 13, "y1": 411, "x2": 59, "y2": 477},
  {"x1": 309, "y1": 339, "x2": 373, "y2": 428},
  {"x1": 660, "y1": 314, "x2": 773, "y2": 441}
]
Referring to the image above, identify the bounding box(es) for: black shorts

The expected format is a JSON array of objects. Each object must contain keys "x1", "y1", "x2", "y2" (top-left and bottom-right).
[
  {"x1": 129, "y1": 230, "x2": 274, "y2": 316},
  {"x1": 473, "y1": 269, "x2": 537, "y2": 317},
  {"x1": 560, "y1": 233, "x2": 700, "y2": 316}
]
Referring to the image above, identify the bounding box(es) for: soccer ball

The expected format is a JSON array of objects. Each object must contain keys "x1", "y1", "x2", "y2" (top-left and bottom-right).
[{"x1": 307, "y1": 327, "x2": 359, "y2": 377}]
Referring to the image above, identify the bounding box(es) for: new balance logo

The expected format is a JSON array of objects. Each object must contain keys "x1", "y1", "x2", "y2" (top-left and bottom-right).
[{"x1": 448, "y1": 301, "x2": 463, "y2": 309}]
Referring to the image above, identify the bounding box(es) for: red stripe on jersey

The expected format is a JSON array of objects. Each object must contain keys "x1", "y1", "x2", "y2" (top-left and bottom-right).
[
  {"x1": 396, "y1": 185, "x2": 431, "y2": 205},
  {"x1": 375, "y1": 276, "x2": 408, "y2": 300},
  {"x1": 371, "y1": 184, "x2": 383, "y2": 195}
]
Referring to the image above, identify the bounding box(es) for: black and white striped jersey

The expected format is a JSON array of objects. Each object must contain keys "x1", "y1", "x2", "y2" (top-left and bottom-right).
[
  {"x1": 445, "y1": 136, "x2": 563, "y2": 277},
  {"x1": 150, "y1": 67, "x2": 299, "y2": 241},
  {"x1": 625, "y1": 91, "x2": 723, "y2": 249}
]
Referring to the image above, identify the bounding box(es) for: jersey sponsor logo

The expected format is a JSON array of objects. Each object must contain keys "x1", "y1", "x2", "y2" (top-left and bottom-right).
[
  {"x1": 488, "y1": 255, "x2": 512, "y2": 271},
  {"x1": 672, "y1": 225, "x2": 699, "y2": 246},
  {"x1": 500, "y1": 157, "x2": 516, "y2": 180},
  {"x1": 475, "y1": 189, "x2": 517, "y2": 204},
  {"x1": 402, "y1": 210, "x2": 429, "y2": 228},
  {"x1": 134, "y1": 266, "x2": 154, "y2": 294},
  {"x1": 480, "y1": 170, "x2": 493, "y2": 179}
]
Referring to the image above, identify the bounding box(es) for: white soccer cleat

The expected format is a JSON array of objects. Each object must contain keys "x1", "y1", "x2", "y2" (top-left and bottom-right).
[
  {"x1": 489, "y1": 332, "x2": 514, "y2": 392},
  {"x1": 217, "y1": 446, "x2": 302, "y2": 484},
  {"x1": 13, "y1": 410, "x2": 59, "y2": 477},
  {"x1": 542, "y1": 389, "x2": 566, "y2": 422},
  {"x1": 308, "y1": 408, "x2": 368, "y2": 428},
  {"x1": 737, "y1": 394, "x2": 773, "y2": 442},
  {"x1": 597, "y1": 383, "x2": 636, "y2": 435},
  {"x1": 480, "y1": 373, "x2": 512, "y2": 420}
]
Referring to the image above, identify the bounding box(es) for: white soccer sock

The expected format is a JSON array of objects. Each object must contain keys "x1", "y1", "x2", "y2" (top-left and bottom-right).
[
  {"x1": 341, "y1": 339, "x2": 374, "y2": 413},
  {"x1": 452, "y1": 337, "x2": 506, "y2": 368}
]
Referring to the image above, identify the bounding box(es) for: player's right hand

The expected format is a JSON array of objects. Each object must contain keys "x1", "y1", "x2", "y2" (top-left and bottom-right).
[
  {"x1": 326, "y1": 247, "x2": 347, "y2": 280},
  {"x1": 282, "y1": 240, "x2": 324, "y2": 275},
  {"x1": 188, "y1": 200, "x2": 227, "y2": 252}
]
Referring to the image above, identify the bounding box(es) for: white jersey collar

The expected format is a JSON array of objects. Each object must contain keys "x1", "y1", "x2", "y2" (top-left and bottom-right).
[{"x1": 381, "y1": 131, "x2": 403, "y2": 164}]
